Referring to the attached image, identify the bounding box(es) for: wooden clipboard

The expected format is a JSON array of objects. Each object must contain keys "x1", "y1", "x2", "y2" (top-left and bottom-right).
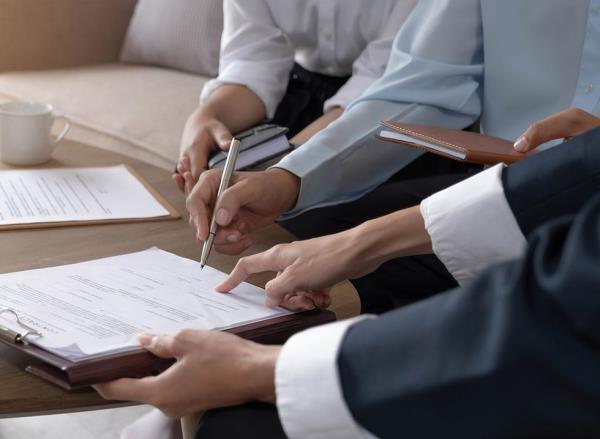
[{"x1": 0, "y1": 165, "x2": 180, "y2": 231}]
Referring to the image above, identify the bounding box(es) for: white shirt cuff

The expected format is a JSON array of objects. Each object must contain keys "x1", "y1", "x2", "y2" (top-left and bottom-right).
[
  {"x1": 276, "y1": 316, "x2": 376, "y2": 439},
  {"x1": 323, "y1": 74, "x2": 377, "y2": 113},
  {"x1": 420, "y1": 164, "x2": 526, "y2": 285}
]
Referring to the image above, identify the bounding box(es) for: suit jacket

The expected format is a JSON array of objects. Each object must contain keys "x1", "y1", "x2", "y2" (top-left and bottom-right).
[
  {"x1": 337, "y1": 191, "x2": 600, "y2": 438},
  {"x1": 504, "y1": 125, "x2": 600, "y2": 236}
]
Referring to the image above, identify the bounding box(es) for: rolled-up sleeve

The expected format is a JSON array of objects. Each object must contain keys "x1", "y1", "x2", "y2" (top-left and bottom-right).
[
  {"x1": 275, "y1": 316, "x2": 376, "y2": 439},
  {"x1": 200, "y1": 0, "x2": 295, "y2": 118},
  {"x1": 420, "y1": 164, "x2": 526, "y2": 284}
]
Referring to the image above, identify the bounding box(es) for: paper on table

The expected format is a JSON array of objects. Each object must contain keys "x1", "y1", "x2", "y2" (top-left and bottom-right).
[
  {"x1": 0, "y1": 165, "x2": 170, "y2": 226},
  {"x1": 0, "y1": 248, "x2": 289, "y2": 361}
]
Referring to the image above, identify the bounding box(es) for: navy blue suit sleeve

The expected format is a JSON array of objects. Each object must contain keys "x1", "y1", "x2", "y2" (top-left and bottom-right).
[
  {"x1": 338, "y1": 193, "x2": 600, "y2": 438},
  {"x1": 503, "y1": 125, "x2": 600, "y2": 236}
]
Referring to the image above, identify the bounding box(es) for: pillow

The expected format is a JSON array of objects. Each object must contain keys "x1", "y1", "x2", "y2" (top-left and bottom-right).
[{"x1": 120, "y1": 0, "x2": 223, "y2": 76}]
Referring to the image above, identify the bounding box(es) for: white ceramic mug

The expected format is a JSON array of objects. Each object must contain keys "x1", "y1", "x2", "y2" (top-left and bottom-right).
[{"x1": 0, "y1": 102, "x2": 71, "y2": 166}]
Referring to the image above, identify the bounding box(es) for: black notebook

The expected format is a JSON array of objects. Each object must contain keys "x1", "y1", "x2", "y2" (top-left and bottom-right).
[{"x1": 208, "y1": 124, "x2": 292, "y2": 171}]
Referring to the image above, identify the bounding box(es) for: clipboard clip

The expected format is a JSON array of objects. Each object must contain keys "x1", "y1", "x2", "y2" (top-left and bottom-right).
[{"x1": 0, "y1": 308, "x2": 43, "y2": 344}]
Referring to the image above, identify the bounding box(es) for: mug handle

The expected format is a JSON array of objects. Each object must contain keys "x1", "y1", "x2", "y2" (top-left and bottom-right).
[{"x1": 52, "y1": 115, "x2": 72, "y2": 147}]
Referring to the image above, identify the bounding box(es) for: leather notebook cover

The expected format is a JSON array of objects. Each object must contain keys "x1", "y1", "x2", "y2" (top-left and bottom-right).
[
  {"x1": 377, "y1": 121, "x2": 527, "y2": 165},
  {"x1": 1, "y1": 309, "x2": 335, "y2": 390}
]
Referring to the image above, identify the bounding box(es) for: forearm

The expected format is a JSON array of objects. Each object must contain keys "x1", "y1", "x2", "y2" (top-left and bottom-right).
[
  {"x1": 290, "y1": 107, "x2": 344, "y2": 146},
  {"x1": 353, "y1": 206, "x2": 432, "y2": 268},
  {"x1": 195, "y1": 84, "x2": 267, "y2": 133},
  {"x1": 277, "y1": 101, "x2": 478, "y2": 219}
]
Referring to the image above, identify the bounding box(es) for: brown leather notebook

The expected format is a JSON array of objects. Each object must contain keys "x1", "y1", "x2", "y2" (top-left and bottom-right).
[
  {"x1": 377, "y1": 121, "x2": 527, "y2": 165},
  {"x1": 0, "y1": 309, "x2": 335, "y2": 390}
]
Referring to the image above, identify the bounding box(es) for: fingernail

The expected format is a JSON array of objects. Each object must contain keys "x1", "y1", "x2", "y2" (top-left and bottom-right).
[
  {"x1": 227, "y1": 234, "x2": 238, "y2": 243},
  {"x1": 514, "y1": 136, "x2": 528, "y2": 152},
  {"x1": 138, "y1": 334, "x2": 154, "y2": 347},
  {"x1": 216, "y1": 208, "x2": 230, "y2": 226}
]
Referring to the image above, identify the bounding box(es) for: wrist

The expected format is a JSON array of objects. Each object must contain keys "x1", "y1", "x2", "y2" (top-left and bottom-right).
[
  {"x1": 353, "y1": 206, "x2": 432, "y2": 265},
  {"x1": 347, "y1": 221, "x2": 391, "y2": 270},
  {"x1": 245, "y1": 344, "x2": 281, "y2": 404},
  {"x1": 192, "y1": 105, "x2": 218, "y2": 126},
  {"x1": 266, "y1": 168, "x2": 301, "y2": 212}
]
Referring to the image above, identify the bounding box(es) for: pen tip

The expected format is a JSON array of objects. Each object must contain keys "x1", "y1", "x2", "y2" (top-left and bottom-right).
[{"x1": 201, "y1": 264, "x2": 205, "y2": 271}]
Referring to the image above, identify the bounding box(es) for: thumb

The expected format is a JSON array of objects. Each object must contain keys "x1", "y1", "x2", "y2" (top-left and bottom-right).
[
  {"x1": 514, "y1": 108, "x2": 599, "y2": 152},
  {"x1": 213, "y1": 179, "x2": 257, "y2": 227},
  {"x1": 138, "y1": 334, "x2": 180, "y2": 359},
  {"x1": 207, "y1": 120, "x2": 233, "y2": 151}
]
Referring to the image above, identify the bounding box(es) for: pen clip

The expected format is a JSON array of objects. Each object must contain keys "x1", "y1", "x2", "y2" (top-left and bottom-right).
[{"x1": 0, "y1": 308, "x2": 43, "y2": 344}]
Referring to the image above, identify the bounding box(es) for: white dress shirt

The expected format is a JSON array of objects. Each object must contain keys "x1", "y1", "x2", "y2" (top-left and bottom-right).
[
  {"x1": 275, "y1": 165, "x2": 526, "y2": 438},
  {"x1": 200, "y1": 0, "x2": 417, "y2": 118}
]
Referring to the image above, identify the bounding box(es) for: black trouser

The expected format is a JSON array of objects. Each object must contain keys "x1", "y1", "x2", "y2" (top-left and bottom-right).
[
  {"x1": 271, "y1": 63, "x2": 350, "y2": 138},
  {"x1": 280, "y1": 153, "x2": 482, "y2": 313},
  {"x1": 194, "y1": 402, "x2": 287, "y2": 439}
]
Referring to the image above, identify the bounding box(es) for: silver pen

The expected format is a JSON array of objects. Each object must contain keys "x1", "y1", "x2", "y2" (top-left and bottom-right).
[{"x1": 200, "y1": 138, "x2": 242, "y2": 269}]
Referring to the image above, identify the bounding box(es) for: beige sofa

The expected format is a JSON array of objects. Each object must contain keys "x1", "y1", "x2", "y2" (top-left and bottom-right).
[{"x1": 0, "y1": 0, "x2": 211, "y2": 170}]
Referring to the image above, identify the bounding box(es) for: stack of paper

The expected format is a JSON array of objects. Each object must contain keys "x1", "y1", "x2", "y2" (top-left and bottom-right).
[{"x1": 0, "y1": 248, "x2": 289, "y2": 361}]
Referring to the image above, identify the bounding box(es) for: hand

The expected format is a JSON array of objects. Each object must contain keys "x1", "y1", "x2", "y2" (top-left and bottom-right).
[
  {"x1": 514, "y1": 108, "x2": 600, "y2": 153},
  {"x1": 94, "y1": 331, "x2": 280, "y2": 419},
  {"x1": 173, "y1": 108, "x2": 233, "y2": 194},
  {"x1": 186, "y1": 168, "x2": 300, "y2": 255},
  {"x1": 216, "y1": 228, "x2": 380, "y2": 308}
]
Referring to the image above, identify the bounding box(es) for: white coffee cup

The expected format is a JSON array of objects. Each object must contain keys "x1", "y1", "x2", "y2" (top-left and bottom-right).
[{"x1": 0, "y1": 102, "x2": 71, "y2": 166}]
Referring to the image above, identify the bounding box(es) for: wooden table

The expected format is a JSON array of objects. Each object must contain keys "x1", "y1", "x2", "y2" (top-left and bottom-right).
[{"x1": 0, "y1": 140, "x2": 359, "y2": 418}]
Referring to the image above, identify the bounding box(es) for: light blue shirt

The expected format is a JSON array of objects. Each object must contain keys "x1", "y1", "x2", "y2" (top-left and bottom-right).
[{"x1": 276, "y1": 0, "x2": 600, "y2": 217}]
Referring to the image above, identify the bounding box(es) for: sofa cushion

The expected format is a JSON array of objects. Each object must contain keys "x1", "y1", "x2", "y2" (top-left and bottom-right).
[
  {"x1": 120, "y1": 0, "x2": 223, "y2": 77},
  {"x1": 0, "y1": 64, "x2": 209, "y2": 170}
]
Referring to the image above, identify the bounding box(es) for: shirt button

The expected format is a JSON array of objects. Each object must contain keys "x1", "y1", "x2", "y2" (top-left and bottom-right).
[{"x1": 585, "y1": 83, "x2": 594, "y2": 94}]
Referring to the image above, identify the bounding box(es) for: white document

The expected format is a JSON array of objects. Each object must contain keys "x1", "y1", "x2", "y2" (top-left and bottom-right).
[
  {"x1": 0, "y1": 249, "x2": 289, "y2": 361},
  {"x1": 0, "y1": 165, "x2": 170, "y2": 226}
]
